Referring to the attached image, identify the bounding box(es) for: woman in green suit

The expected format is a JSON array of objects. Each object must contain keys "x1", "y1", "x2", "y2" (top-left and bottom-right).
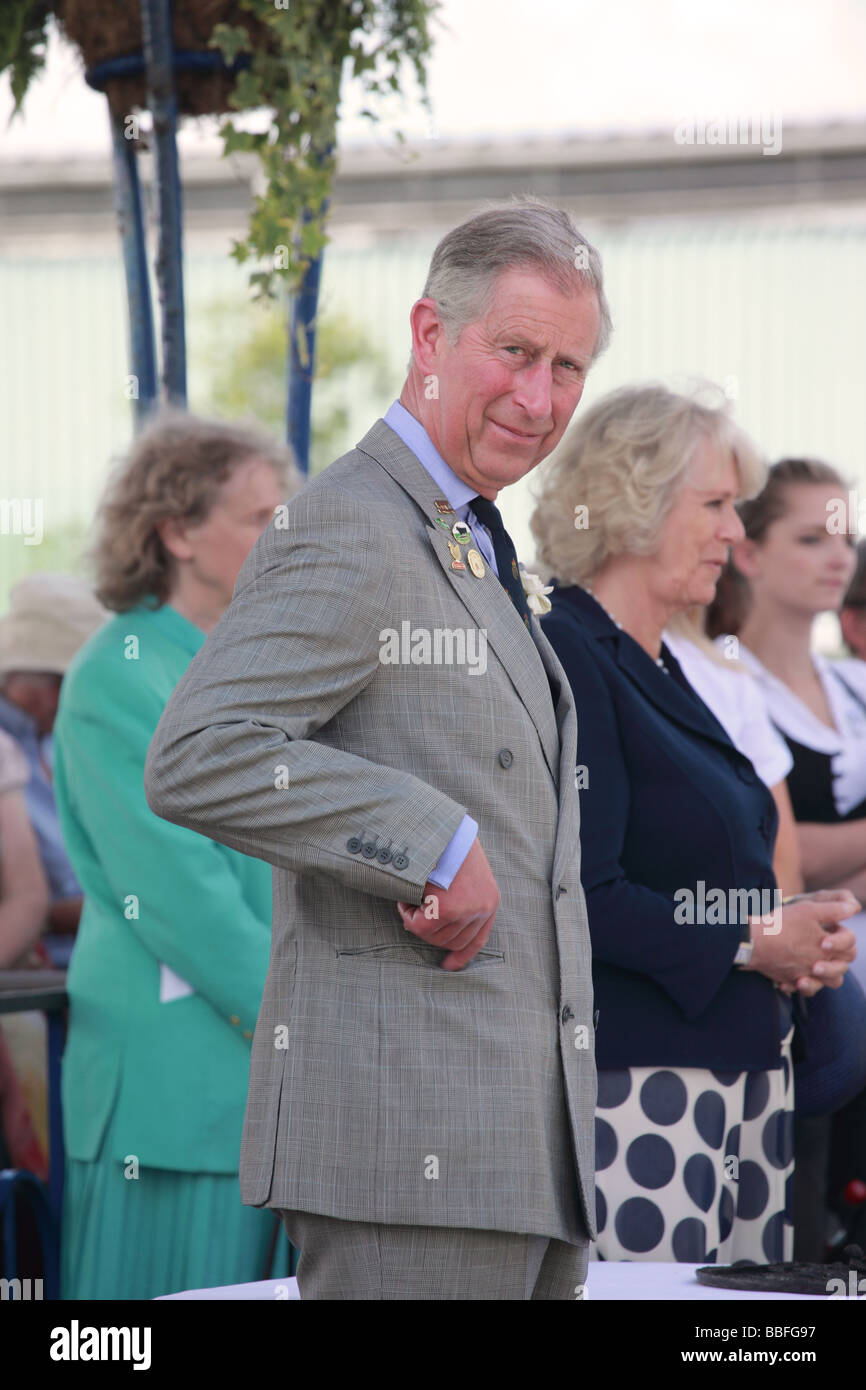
[{"x1": 53, "y1": 411, "x2": 301, "y2": 1299}]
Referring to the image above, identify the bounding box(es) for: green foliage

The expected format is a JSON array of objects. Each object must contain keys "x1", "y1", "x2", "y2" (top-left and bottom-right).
[
  {"x1": 212, "y1": 0, "x2": 439, "y2": 299},
  {"x1": 0, "y1": 0, "x2": 57, "y2": 117},
  {"x1": 1, "y1": 1, "x2": 439, "y2": 303},
  {"x1": 201, "y1": 297, "x2": 392, "y2": 474}
]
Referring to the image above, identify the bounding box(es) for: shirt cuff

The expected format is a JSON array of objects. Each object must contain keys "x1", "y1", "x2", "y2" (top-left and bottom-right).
[{"x1": 427, "y1": 815, "x2": 478, "y2": 889}]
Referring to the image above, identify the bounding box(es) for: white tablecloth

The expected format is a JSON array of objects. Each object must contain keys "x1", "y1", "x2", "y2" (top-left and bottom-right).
[{"x1": 156, "y1": 1261, "x2": 860, "y2": 1300}]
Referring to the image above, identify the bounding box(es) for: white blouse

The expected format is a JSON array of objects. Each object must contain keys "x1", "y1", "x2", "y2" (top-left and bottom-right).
[
  {"x1": 737, "y1": 648, "x2": 866, "y2": 818},
  {"x1": 662, "y1": 630, "x2": 793, "y2": 790},
  {"x1": 734, "y1": 648, "x2": 866, "y2": 991}
]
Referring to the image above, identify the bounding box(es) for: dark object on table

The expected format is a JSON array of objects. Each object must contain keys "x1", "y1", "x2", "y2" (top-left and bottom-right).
[{"x1": 696, "y1": 1245, "x2": 866, "y2": 1295}]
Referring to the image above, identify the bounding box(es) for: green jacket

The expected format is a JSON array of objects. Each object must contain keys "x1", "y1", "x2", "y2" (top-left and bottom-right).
[{"x1": 53, "y1": 600, "x2": 273, "y2": 1172}]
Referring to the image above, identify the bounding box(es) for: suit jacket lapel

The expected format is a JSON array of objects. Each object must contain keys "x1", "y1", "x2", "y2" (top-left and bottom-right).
[
  {"x1": 357, "y1": 420, "x2": 561, "y2": 784},
  {"x1": 616, "y1": 636, "x2": 740, "y2": 755},
  {"x1": 551, "y1": 582, "x2": 740, "y2": 757}
]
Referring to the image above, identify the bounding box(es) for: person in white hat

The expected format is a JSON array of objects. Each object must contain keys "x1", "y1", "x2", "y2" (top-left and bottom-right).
[{"x1": 0, "y1": 573, "x2": 108, "y2": 955}]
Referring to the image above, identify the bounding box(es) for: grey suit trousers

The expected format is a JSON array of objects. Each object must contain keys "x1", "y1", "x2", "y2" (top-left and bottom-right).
[{"x1": 279, "y1": 1210, "x2": 589, "y2": 1300}]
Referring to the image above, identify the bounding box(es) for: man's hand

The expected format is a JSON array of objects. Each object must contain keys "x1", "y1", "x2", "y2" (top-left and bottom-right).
[
  {"x1": 396, "y1": 837, "x2": 500, "y2": 971},
  {"x1": 749, "y1": 889, "x2": 859, "y2": 998}
]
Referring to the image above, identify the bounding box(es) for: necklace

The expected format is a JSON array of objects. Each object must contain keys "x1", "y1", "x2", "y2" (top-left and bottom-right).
[{"x1": 583, "y1": 585, "x2": 669, "y2": 672}]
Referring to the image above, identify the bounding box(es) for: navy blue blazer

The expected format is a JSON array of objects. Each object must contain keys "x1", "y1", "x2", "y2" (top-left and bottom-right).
[{"x1": 541, "y1": 583, "x2": 792, "y2": 1072}]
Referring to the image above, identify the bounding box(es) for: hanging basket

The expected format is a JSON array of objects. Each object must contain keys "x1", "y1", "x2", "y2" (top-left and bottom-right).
[{"x1": 58, "y1": 0, "x2": 276, "y2": 118}]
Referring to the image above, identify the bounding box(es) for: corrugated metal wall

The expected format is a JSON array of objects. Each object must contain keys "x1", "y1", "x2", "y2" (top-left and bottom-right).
[{"x1": 2, "y1": 220, "x2": 864, "y2": 601}]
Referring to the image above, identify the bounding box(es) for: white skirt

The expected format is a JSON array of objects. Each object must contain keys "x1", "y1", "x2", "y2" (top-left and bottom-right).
[{"x1": 590, "y1": 1028, "x2": 794, "y2": 1263}]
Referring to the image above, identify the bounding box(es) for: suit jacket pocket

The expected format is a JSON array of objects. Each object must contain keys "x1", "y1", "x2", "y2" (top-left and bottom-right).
[{"x1": 336, "y1": 942, "x2": 505, "y2": 969}]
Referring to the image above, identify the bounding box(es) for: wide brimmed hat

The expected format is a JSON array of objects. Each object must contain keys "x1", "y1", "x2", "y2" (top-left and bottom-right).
[{"x1": 0, "y1": 573, "x2": 108, "y2": 677}]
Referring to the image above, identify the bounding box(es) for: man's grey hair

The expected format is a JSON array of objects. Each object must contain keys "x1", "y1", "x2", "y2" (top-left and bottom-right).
[{"x1": 408, "y1": 197, "x2": 612, "y2": 372}]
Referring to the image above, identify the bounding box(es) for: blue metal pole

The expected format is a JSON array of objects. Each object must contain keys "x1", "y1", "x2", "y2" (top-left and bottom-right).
[
  {"x1": 141, "y1": 0, "x2": 187, "y2": 406},
  {"x1": 286, "y1": 248, "x2": 325, "y2": 475},
  {"x1": 108, "y1": 110, "x2": 158, "y2": 423}
]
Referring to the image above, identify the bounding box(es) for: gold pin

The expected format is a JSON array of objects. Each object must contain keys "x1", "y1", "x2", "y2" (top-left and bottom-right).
[
  {"x1": 448, "y1": 540, "x2": 462, "y2": 562},
  {"x1": 467, "y1": 548, "x2": 486, "y2": 578},
  {"x1": 451, "y1": 559, "x2": 466, "y2": 572},
  {"x1": 434, "y1": 498, "x2": 454, "y2": 515}
]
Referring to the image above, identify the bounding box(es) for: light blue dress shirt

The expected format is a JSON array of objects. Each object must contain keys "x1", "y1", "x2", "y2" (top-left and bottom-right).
[
  {"x1": 384, "y1": 399, "x2": 497, "y2": 889},
  {"x1": 0, "y1": 692, "x2": 82, "y2": 900}
]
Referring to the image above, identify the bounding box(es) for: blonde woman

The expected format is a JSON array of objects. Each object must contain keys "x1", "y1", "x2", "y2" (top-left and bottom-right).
[
  {"x1": 531, "y1": 383, "x2": 857, "y2": 1264},
  {"x1": 53, "y1": 412, "x2": 302, "y2": 1299}
]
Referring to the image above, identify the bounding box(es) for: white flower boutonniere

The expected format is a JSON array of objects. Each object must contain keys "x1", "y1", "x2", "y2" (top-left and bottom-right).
[{"x1": 520, "y1": 567, "x2": 554, "y2": 616}]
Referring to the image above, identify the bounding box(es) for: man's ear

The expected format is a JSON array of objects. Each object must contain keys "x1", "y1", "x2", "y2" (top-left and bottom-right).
[
  {"x1": 730, "y1": 536, "x2": 762, "y2": 580},
  {"x1": 408, "y1": 297, "x2": 447, "y2": 376}
]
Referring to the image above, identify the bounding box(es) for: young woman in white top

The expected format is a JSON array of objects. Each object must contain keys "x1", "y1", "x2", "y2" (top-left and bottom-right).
[
  {"x1": 707, "y1": 458, "x2": 866, "y2": 1259},
  {"x1": 707, "y1": 458, "x2": 866, "y2": 988}
]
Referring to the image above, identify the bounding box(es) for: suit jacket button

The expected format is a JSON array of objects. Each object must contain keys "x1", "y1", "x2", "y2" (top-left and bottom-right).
[
  {"x1": 392, "y1": 852, "x2": 409, "y2": 871},
  {"x1": 561, "y1": 1005, "x2": 574, "y2": 1024},
  {"x1": 377, "y1": 846, "x2": 393, "y2": 864},
  {"x1": 362, "y1": 841, "x2": 378, "y2": 858},
  {"x1": 498, "y1": 748, "x2": 514, "y2": 768},
  {"x1": 242, "y1": 1029, "x2": 253, "y2": 1039},
  {"x1": 346, "y1": 836, "x2": 362, "y2": 853},
  {"x1": 230, "y1": 1015, "x2": 240, "y2": 1026}
]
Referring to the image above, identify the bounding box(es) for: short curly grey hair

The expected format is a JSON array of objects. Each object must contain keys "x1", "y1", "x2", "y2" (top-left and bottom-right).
[
  {"x1": 90, "y1": 408, "x2": 302, "y2": 612},
  {"x1": 529, "y1": 381, "x2": 765, "y2": 585},
  {"x1": 408, "y1": 196, "x2": 612, "y2": 371}
]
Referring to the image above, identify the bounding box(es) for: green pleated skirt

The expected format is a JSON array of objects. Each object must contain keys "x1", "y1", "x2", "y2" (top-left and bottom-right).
[{"x1": 61, "y1": 1101, "x2": 293, "y2": 1300}]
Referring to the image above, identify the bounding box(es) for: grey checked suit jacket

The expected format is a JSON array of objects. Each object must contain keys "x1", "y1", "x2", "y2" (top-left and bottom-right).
[{"x1": 144, "y1": 419, "x2": 597, "y2": 1244}]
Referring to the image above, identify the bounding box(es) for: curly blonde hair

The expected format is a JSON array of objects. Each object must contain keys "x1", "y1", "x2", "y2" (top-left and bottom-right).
[
  {"x1": 529, "y1": 381, "x2": 765, "y2": 585},
  {"x1": 89, "y1": 409, "x2": 302, "y2": 612}
]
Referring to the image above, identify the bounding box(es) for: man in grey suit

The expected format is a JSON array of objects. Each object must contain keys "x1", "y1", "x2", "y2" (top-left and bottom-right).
[{"x1": 144, "y1": 198, "x2": 611, "y2": 1300}]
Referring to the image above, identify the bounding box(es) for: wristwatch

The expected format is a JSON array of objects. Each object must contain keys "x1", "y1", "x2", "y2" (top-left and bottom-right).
[{"x1": 734, "y1": 919, "x2": 754, "y2": 969}]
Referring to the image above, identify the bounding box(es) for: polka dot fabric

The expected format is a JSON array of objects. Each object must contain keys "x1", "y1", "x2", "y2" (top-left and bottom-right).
[{"x1": 590, "y1": 1028, "x2": 794, "y2": 1264}]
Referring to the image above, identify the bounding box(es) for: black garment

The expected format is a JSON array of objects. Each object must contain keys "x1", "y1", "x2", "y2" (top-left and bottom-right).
[
  {"x1": 779, "y1": 669, "x2": 866, "y2": 825},
  {"x1": 770, "y1": 666, "x2": 866, "y2": 1258},
  {"x1": 541, "y1": 582, "x2": 791, "y2": 1072}
]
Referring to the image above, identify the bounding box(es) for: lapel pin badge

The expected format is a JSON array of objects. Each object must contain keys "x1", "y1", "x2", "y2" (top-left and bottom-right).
[
  {"x1": 466, "y1": 548, "x2": 486, "y2": 578},
  {"x1": 452, "y1": 520, "x2": 472, "y2": 545},
  {"x1": 434, "y1": 498, "x2": 454, "y2": 515}
]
